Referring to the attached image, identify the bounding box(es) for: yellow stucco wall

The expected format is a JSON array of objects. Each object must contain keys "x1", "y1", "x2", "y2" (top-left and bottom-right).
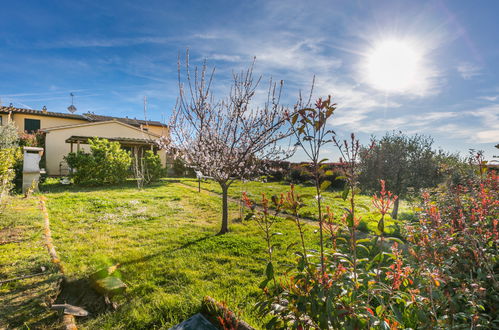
[
  {"x1": 6, "y1": 112, "x2": 167, "y2": 135},
  {"x1": 44, "y1": 121, "x2": 165, "y2": 175},
  {"x1": 10, "y1": 113, "x2": 88, "y2": 132},
  {"x1": 141, "y1": 124, "x2": 169, "y2": 137}
]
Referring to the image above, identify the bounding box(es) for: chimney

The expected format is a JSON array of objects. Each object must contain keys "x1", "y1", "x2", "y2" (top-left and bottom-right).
[{"x1": 42, "y1": 106, "x2": 47, "y2": 113}]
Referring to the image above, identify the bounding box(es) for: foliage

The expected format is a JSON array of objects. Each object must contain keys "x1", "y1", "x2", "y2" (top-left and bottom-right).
[
  {"x1": 142, "y1": 150, "x2": 164, "y2": 183},
  {"x1": 287, "y1": 162, "x2": 346, "y2": 188},
  {"x1": 0, "y1": 116, "x2": 19, "y2": 149},
  {"x1": 243, "y1": 98, "x2": 498, "y2": 329},
  {"x1": 18, "y1": 131, "x2": 45, "y2": 148},
  {"x1": 433, "y1": 150, "x2": 471, "y2": 186},
  {"x1": 288, "y1": 163, "x2": 314, "y2": 184},
  {"x1": 406, "y1": 152, "x2": 499, "y2": 328},
  {"x1": 289, "y1": 95, "x2": 337, "y2": 272},
  {"x1": 171, "y1": 157, "x2": 195, "y2": 177},
  {"x1": 358, "y1": 131, "x2": 441, "y2": 218},
  {"x1": 64, "y1": 138, "x2": 132, "y2": 185},
  {"x1": 0, "y1": 117, "x2": 21, "y2": 203},
  {"x1": 132, "y1": 150, "x2": 165, "y2": 188},
  {"x1": 201, "y1": 296, "x2": 248, "y2": 330},
  {"x1": 262, "y1": 160, "x2": 291, "y2": 182},
  {"x1": 161, "y1": 52, "x2": 295, "y2": 234},
  {"x1": 0, "y1": 148, "x2": 21, "y2": 202}
]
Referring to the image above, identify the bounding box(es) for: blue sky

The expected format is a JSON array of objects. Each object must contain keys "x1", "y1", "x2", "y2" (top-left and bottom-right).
[{"x1": 1, "y1": 0, "x2": 498, "y2": 161}]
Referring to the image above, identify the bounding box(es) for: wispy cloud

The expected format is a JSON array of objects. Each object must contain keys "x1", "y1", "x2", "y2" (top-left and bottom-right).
[
  {"x1": 333, "y1": 110, "x2": 460, "y2": 135},
  {"x1": 208, "y1": 54, "x2": 243, "y2": 62},
  {"x1": 37, "y1": 36, "x2": 175, "y2": 49},
  {"x1": 479, "y1": 95, "x2": 498, "y2": 102},
  {"x1": 434, "y1": 105, "x2": 499, "y2": 143},
  {"x1": 457, "y1": 62, "x2": 482, "y2": 79}
]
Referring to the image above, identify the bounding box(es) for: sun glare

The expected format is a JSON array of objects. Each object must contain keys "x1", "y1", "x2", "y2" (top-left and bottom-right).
[{"x1": 365, "y1": 39, "x2": 422, "y2": 93}]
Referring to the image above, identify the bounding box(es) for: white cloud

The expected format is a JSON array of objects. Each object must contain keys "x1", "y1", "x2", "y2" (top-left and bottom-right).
[
  {"x1": 475, "y1": 130, "x2": 499, "y2": 143},
  {"x1": 330, "y1": 107, "x2": 459, "y2": 134},
  {"x1": 468, "y1": 105, "x2": 499, "y2": 124},
  {"x1": 208, "y1": 54, "x2": 242, "y2": 62},
  {"x1": 479, "y1": 95, "x2": 498, "y2": 102},
  {"x1": 457, "y1": 62, "x2": 482, "y2": 79}
]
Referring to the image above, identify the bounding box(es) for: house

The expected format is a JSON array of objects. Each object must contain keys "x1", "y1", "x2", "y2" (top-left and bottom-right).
[{"x1": 0, "y1": 105, "x2": 169, "y2": 176}]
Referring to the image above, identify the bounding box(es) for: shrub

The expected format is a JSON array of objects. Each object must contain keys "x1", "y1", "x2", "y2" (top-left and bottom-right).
[
  {"x1": 0, "y1": 148, "x2": 21, "y2": 199},
  {"x1": 65, "y1": 138, "x2": 132, "y2": 185},
  {"x1": 133, "y1": 150, "x2": 165, "y2": 187},
  {"x1": 265, "y1": 160, "x2": 291, "y2": 182},
  {"x1": 142, "y1": 150, "x2": 164, "y2": 183},
  {"x1": 287, "y1": 163, "x2": 314, "y2": 184},
  {"x1": 406, "y1": 154, "x2": 498, "y2": 327},
  {"x1": 171, "y1": 157, "x2": 195, "y2": 177},
  {"x1": 286, "y1": 163, "x2": 345, "y2": 188},
  {"x1": 19, "y1": 131, "x2": 45, "y2": 148},
  {"x1": 0, "y1": 118, "x2": 20, "y2": 203}
]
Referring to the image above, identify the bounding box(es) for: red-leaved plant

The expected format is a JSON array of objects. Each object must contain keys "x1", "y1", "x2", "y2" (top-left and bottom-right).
[
  {"x1": 243, "y1": 97, "x2": 433, "y2": 328},
  {"x1": 243, "y1": 98, "x2": 498, "y2": 329},
  {"x1": 406, "y1": 151, "x2": 498, "y2": 327}
]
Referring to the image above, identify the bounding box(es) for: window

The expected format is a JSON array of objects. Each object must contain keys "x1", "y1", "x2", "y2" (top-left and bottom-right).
[{"x1": 24, "y1": 118, "x2": 40, "y2": 133}]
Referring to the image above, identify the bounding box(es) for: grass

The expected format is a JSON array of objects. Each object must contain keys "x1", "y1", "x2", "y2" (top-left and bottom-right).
[
  {"x1": 179, "y1": 177, "x2": 411, "y2": 235},
  {"x1": 1, "y1": 178, "x2": 411, "y2": 329},
  {"x1": 0, "y1": 196, "x2": 60, "y2": 328}
]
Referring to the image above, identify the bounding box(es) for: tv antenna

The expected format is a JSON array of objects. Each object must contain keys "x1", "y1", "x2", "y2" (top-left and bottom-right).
[{"x1": 67, "y1": 93, "x2": 77, "y2": 113}]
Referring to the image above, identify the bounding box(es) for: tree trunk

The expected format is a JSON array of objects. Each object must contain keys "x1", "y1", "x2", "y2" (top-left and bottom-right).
[
  {"x1": 218, "y1": 183, "x2": 229, "y2": 235},
  {"x1": 391, "y1": 197, "x2": 400, "y2": 219}
]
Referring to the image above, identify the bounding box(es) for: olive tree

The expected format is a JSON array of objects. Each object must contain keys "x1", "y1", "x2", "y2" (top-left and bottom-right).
[
  {"x1": 160, "y1": 54, "x2": 295, "y2": 234},
  {"x1": 358, "y1": 131, "x2": 441, "y2": 218}
]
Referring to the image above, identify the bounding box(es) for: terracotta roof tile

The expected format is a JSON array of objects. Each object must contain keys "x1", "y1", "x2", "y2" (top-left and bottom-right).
[
  {"x1": 0, "y1": 106, "x2": 165, "y2": 127},
  {"x1": 0, "y1": 105, "x2": 86, "y2": 120},
  {"x1": 83, "y1": 113, "x2": 164, "y2": 127}
]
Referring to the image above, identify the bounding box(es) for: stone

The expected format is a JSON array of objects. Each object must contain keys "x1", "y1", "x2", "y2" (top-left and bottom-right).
[
  {"x1": 169, "y1": 313, "x2": 217, "y2": 330},
  {"x1": 51, "y1": 303, "x2": 89, "y2": 317}
]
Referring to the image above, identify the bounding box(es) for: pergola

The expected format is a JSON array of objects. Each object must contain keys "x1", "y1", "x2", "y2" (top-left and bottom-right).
[{"x1": 65, "y1": 135, "x2": 157, "y2": 153}]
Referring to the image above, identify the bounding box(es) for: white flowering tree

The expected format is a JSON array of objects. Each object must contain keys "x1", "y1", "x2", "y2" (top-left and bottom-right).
[{"x1": 159, "y1": 54, "x2": 295, "y2": 234}]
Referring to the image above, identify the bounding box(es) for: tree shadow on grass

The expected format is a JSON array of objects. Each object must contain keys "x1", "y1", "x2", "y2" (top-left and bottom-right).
[
  {"x1": 118, "y1": 234, "x2": 214, "y2": 268},
  {"x1": 0, "y1": 274, "x2": 60, "y2": 329}
]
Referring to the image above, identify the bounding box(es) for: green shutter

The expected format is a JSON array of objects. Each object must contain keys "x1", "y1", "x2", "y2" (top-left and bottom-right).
[{"x1": 24, "y1": 118, "x2": 41, "y2": 132}]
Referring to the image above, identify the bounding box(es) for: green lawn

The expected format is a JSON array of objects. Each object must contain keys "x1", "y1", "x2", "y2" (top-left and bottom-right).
[
  {"x1": 179, "y1": 178, "x2": 411, "y2": 235},
  {"x1": 0, "y1": 179, "x2": 411, "y2": 329},
  {"x1": 0, "y1": 196, "x2": 60, "y2": 329}
]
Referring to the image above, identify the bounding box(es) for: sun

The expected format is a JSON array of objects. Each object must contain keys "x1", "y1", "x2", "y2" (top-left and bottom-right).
[{"x1": 365, "y1": 39, "x2": 422, "y2": 93}]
